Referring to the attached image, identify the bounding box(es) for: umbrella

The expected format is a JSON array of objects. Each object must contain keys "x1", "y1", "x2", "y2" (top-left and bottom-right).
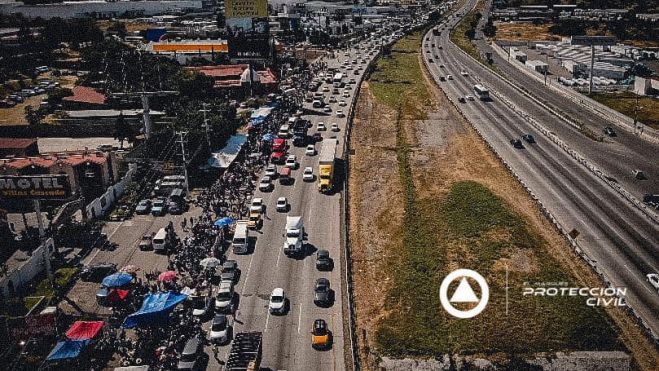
[
  {"x1": 262, "y1": 133, "x2": 276, "y2": 141},
  {"x1": 200, "y1": 257, "x2": 222, "y2": 269},
  {"x1": 102, "y1": 273, "x2": 133, "y2": 288},
  {"x1": 158, "y1": 271, "x2": 177, "y2": 282},
  {"x1": 120, "y1": 265, "x2": 140, "y2": 273},
  {"x1": 214, "y1": 217, "x2": 234, "y2": 227}
]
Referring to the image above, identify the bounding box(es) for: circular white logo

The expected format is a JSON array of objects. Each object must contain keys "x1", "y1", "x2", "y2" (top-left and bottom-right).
[{"x1": 439, "y1": 269, "x2": 489, "y2": 319}]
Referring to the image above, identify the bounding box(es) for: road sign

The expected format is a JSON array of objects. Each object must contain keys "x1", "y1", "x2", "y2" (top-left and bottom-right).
[{"x1": 571, "y1": 36, "x2": 616, "y2": 46}]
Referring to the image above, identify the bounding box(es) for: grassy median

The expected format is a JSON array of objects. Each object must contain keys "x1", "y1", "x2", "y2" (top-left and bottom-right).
[{"x1": 362, "y1": 32, "x2": 622, "y2": 360}]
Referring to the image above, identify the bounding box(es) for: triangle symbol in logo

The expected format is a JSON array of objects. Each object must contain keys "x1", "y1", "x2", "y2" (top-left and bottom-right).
[{"x1": 449, "y1": 277, "x2": 479, "y2": 303}]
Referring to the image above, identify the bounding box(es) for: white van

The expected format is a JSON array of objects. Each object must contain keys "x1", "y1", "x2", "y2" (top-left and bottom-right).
[
  {"x1": 152, "y1": 228, "x2": 169, "y2": 252},
  {"x1": 232, "y1": 221, "x2": 249, "y2": 254}
]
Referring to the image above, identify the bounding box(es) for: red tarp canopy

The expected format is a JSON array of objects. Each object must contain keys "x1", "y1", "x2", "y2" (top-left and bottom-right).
[
  {"x1": 65, "y1": 321, "x2": 104, "y2": 340},
  {"x1": 107, "y1": 288, "x2": 130, "y2": 304}
]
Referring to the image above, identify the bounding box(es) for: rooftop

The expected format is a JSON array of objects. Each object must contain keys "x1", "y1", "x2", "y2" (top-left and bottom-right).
[
  {"x1": 62, "y1": 86, "x2": 107, "y2": 105},
  {"x1": 0, "y1": 138, "x2": 37, "y2": 149}
]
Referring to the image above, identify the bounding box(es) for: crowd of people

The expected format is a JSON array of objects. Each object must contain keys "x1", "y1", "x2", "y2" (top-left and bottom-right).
[{"x1": 77, "y1": 57, "x2": 329, "y2": 371}]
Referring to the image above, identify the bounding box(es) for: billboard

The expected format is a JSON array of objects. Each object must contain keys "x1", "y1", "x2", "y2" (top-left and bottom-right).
[
  {"x1": 226, "y1": 0, "x2": 267, "y2": 18},
  {"x1": 0, "y1": 174, "x2": 71, "y2": 200},
  {"x1": 225, "y1": 0, "x2": 271, "y2": 60}
]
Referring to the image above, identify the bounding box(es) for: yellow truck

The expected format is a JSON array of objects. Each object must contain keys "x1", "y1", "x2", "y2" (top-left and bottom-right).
[{"x1": 318, "y1": 138, "x2": 337, "y2": 193}]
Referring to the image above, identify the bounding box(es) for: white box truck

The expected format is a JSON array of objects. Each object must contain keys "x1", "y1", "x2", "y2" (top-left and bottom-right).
[{"x1": 232, "y1": 221, "x2": 249, "y2": 254}]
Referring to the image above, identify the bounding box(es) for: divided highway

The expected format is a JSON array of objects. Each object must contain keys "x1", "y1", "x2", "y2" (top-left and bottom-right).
[{"x1": 423, "y1": 0, "x2": 659, "y2": 339}]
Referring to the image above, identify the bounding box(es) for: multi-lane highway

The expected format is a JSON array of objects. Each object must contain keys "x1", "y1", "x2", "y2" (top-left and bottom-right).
[
  {"x1": 218, "y1": 42, "x2": 381, "y2": 371},
  {"x1": 423, "y1": 0, "x2": 659, "y2": 338}
]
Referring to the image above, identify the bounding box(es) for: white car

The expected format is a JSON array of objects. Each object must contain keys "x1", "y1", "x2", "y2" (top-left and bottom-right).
[
  {"x1": 303, "y1": 167, "x2": 314, "y2": 182},
  {"x1": 317, "y1": 122, "x2": 327, "y2": 131},
  {"x1": 338, "y1": 100, "x2": 347, "y2": 107},
  {"x1": 330, "y1": 123, "x2": 340, "y2": 132},
  {"x1": 328, "y1": 96, "x2": 337, "y2": 103},
  {"x1": 447, "y1": 75, "x2": 453, "y2": 80},
  {"x1": 209, "y1": 314, "x2": 231, "y2": 344},
  {"x1": 648, "y1": 273, "x2": 659, "y2": 292},
  {"x1": 278, "y1": 124, "x2": 290, "y2": 138},
  {"x1": 215, "y1": 282, "x2": 234, "y2": 312},
  {"x1": 284, "y1": 155, "x2": 298, "y2": 169},
  {"x1": 276, "y1": 197, "x2": 288, "y2": 212},
  {"x1": 466, "y1": 95, "x2": 475, "y2": 101},
  {"x1": 269, "y1": 288, "x2": 287, "y2": 314},
  {"x1": 460, "y1": 71, "x2": 469, "y2": 76},
  {"x1": 250, "y1": 197, "x2": 264, "y2": 213},
  {"x1": 265, "y1": 164, "x2": 277, "y2": 177},
  {"x1": 323, "y1": 106, "x2": 332, "y2": 113},
  {"x1": 342, "y1": 91, "x2": 350, "y2": 98},
  {"x1": 322, "y1": 86, "x2": 330, "y2": 92},
  {"x1": 335, "y1": 110, "x2": 345, "y2": 118},
  {"x1": 259, "y1": 176, "x2": 273, "y2": 192},
  {"x1": 306, "y1": 144, "x2": 316, "y2": 156}
]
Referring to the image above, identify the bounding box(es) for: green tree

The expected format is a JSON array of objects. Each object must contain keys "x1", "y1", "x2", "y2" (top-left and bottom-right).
[
  {"x1": 47, "y1": 87, "x2": 73, "y2": 106},
  {"x1": 113, "y1": 113, "x2": 136, "y2": 148},
  {"x1": 24, "y1": 105, "x2": 43, "y2": 126}
]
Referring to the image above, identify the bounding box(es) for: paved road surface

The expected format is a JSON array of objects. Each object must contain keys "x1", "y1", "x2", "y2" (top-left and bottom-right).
[{"x1": 424, "y1": 0, "x2": 659, "y2": 338}]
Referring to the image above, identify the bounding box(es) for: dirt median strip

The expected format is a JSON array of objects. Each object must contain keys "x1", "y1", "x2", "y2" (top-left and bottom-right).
[{"x1": 349, "y1": 31, "x2": 658, "y2": 370}]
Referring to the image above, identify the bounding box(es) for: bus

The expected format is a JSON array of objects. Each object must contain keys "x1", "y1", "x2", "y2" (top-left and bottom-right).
[{"x1": 473, "y1": 84, "x2": 490, "y2": 100}]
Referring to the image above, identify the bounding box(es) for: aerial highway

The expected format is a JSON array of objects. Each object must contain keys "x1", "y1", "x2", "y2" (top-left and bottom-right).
[{"x1": 423, "y1": 0, "x2": 659, "y2": 338}]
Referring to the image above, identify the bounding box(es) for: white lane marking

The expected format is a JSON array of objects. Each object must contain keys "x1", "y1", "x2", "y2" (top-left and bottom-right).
[
  {"x1": 264, "y1": 310, "x2": 271, "y2": 333},
  {"x1": 240, "y1": 251, "x2": 256, "y2": 296},
  {"x1": 297, "y1": 304, "x2": 303, "y2": 334},
  {"x1": 275, "y1": 243, "x2": 283, "y2": 268}
]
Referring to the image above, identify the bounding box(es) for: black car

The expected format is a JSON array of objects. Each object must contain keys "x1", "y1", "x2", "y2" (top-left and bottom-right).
[
  {"x1": 458, "y1": 97, "x2": 466, "y2": 103},
  {"x1": 177, "y1": 336, "x2": 203, "y2": 370},
  {"x1": 80, "y1": 263, "x2": 117, "y2": 282},
  {"x1": 314, "y1": 278, "x2": 332, "y2": 307},
  {"x1": 312, "y1": 133, "x2": 323, "y2": 143},
  {"x1": 522, "y1": 134, "x2": 535, "y2": 143},
  {"x1": 316, "y1": 250, "x2": 333, "y2": 271},
  {"x1": 220, "y1": 260, "x2": 238, "y2": 283},
  {"x1": 510, "y1": 139, "x2": 524, "y2": 149},
  {"x1": 603, "y1": 126, "x2": 617, "y2": 137}
]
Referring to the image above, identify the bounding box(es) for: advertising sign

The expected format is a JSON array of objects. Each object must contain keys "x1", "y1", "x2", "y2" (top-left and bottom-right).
[
  {"x1": 225, "y1": 0, "x2": 267, "y2": 18},
  {"x1": 0, "y1": 175, "x2": 71, "y2": 200},
  {"x1": 225, "y1": 0, "x2": 271, "y2": 60}
]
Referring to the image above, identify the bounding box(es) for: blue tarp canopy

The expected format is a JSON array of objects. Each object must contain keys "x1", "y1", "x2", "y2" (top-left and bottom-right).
[
  {"x1": 208, "y1": 134, "x2": 248, "y2": 169},
  {"x1": 102, "y1": 273, "x2": 133, "y2": 288},
  {"x1": 123, "y1": 291, "x2": 188, "y2": 328},
  {"x1": 214, "y1": 217, "x2": 234, "y2": 227},
  {"x1": 46, "y1": 339, "x2": 91, "y2": 361},
  {"x1": 250, "y1": 106, "x2": 273, "y2": 121}
]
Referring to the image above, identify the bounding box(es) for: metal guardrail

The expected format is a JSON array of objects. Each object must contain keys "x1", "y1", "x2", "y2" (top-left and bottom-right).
[{"x1": 422, "y1": 24, "x2": 659, "y2": 343}]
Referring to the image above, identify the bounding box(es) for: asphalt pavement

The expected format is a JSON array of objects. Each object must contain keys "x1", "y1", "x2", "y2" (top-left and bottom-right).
[{"x1": 423, "y1": 0, "x2": 659, "y2": 339}]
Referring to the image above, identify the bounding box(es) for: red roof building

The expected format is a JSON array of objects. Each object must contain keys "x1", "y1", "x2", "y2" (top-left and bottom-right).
[
  {"x1": 62, "y1": 86, "x2": 107, "y2": 108},
  {"x1": 187, "y1": 65, "x2": 278, "y2": 90},
  {"x1": 0, "y1": 138, "x2": 38, "y2": 157}
]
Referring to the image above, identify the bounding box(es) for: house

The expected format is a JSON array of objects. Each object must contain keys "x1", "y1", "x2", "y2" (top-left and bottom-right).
[
  {"x1": 0, "y1": 138, "x2": 39, "y2": 158},
  {"x1": 62, "y1": 86, "x2": 107, "y2": 109},
  {"x1": 187, "y1": 65, "x2": 278, "y2": 91}
]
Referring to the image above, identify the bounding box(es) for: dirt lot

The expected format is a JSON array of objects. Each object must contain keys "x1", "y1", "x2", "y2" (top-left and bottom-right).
[
  {"x1": 495, "y1": 22, "x2": 561, "y2": 42},
  {"x1": 349, "y1": 35, "x2": 659, "y2": 370}
]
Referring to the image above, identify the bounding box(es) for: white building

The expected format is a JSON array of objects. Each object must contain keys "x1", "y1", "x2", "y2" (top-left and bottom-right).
[{"x1": 525, "y1": 59, "x2": 548, "y2": 73}]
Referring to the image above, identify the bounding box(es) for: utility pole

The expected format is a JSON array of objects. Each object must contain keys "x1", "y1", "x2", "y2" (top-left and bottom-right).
[
  {"x1": 589, "y1": 44, "x2": 595, "y2": 95},
  {"x1": 200, "y1": 103, "x2": 212, "y2": 150},
  {"x1": 33, "y1": 199, "x2": 54, "y2": 286},
  {"x1": 176, "y1": 131, "x2": 190, "y2": 193}
]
